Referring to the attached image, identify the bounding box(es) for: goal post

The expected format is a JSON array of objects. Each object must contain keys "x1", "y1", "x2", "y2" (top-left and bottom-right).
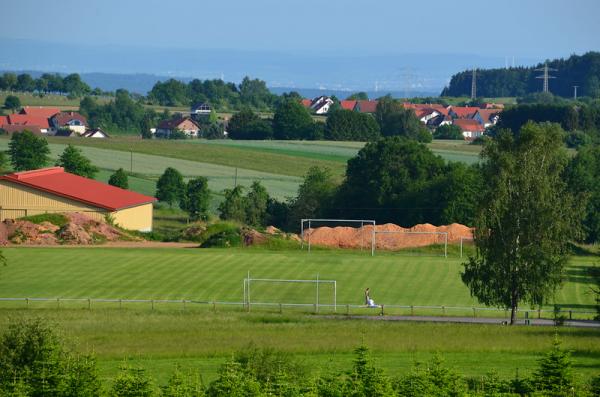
[
  {"x1": 300, "y1": 218, "x2": 376, "y2": 256},
  {"x1": 243, "y1": 272, "x2": 337, "y2": 313},
  {"x1": 374, "y1": 230, "x2": 448, "y2": 257}
]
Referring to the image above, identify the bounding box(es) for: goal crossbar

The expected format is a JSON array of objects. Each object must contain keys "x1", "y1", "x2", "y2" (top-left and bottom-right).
[
  {"x1": 374, "y1": 230, "x2": 448, "y2": 257},
  {"x1": 301, "y1": 218, "x2": 376, "y2": 256}
]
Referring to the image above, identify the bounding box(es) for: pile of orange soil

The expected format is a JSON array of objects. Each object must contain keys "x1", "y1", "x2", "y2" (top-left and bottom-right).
[
  {"x1": 303, "y1": 223, "x2": 473, "y2": 250},
  {"x1": 0, "y1": 213, "x2": 139, "y2": 245}
]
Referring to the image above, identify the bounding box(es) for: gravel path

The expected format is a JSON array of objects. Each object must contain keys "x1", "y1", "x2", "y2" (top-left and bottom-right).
[{"x1": 334, "y1": 314, "x2": 600, "y2": 328}]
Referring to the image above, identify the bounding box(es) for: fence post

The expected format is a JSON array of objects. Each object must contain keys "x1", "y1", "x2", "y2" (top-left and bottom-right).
[
  {"x1": 279, "y1": 303, "x2": 283, "y2": 314},
  {"x1": 411, "y1": 305, "x2": 414, "y2": 316},
  {"x1": 442, "y1": 306, "x2": 445, "y2": 316},
  {"x1": 182, "y1": 299, "x2": 186, "y2": 311},
  {"x1": 151, "y1": 300, "x2": 154, "y2": 310},
  {"x1": 119, "y1": 299, "x2": 122, "y2": 310},
  {"x1": 538, "y1": 308, "x2": 541, "y2": 319},
  {"x1": 569, "y1": 310, "x2": 572, "y2": 320},
  {"x1": 57, "y1": 298, "x2": 60, "y2": 309},
  {"x1": 88, "y1": 298, "x2": 91, "y2": 310},
  {"x1": 213, "y1": 301, "x2": 216, "y2": 312},
  {"x1": 346, "y1": 304, "x2": 350, "y2": 316},
  {"x1": 380, "y1": 305, "x2": 384, "y2": 316},
  {"x1": 472, "y1": 307, "x2": 476, "y2": 318},
  {"x1": 26, "y1": 298, "x2": 29, "y2": 309}
]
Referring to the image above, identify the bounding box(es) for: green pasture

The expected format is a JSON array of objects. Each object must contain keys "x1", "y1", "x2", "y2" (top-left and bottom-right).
[
  {"x1": 0, "y1": 310, "x2": 598, "y2": 384},
  {"x1": 0, "y1": 247, "x2": 595, "y2": 316}
]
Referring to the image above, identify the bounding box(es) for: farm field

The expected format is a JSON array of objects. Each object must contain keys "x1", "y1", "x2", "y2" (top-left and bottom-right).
[
  {"x1": 0, "y1": 247, "x2": 597, "y2": 384},
  {"x1": 0, "y1": 139, "x2": 302, "y2": 200}
]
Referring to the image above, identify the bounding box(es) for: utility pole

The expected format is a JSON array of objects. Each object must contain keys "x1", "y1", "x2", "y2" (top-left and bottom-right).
[
  {"x1": 573, "y1": 85, "x2": 579, "y2": 100},
  {"x1": 471, "y1": 68, "x2": 477, "y2": 99},
  {"x1": 535, "y1": 62, "x2": 557, "y2": 93}
]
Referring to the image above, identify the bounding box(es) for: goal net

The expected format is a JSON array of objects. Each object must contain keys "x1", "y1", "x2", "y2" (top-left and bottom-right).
[
  {"x1": 374, "y1": 230, "x2": 448, "y2": 257},
  {"x1": 300, "y1": 218, "x2": 376, "y2": 255},
  {"x1": 243, "y1": 273, "x2": 337, "y2": 312}
]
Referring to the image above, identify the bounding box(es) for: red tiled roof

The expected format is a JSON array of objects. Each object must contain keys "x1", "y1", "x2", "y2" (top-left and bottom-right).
[
  {"x1": 0, "y1": 167, "x2": 156, "y2": 211},
  {"x1": 453, "y1": 119, "x2": 485, "y2": 132},
  {"x1": 1, "y1": 125, "x2": 43, "y2": 135},
  {"x1": 450, "y1": 106, "x2": 479, "y2": 118},
  {"x1": 340, "y1": 100, "x2": 357, "y2": 110},
  {"x1": 51, "y1": 112, "x2": 87, "y2": 126},
  {"x1": 300, "y1": 99, "x2": 312, "y2": 108},
  {"x1": 20, "y1": 106, "x2": 61, "y2": 118},
  {"x1": 0, "y1": 116, "x2": 8, "y2": 127},
  {"x1": 356, "y1": 100, "x2": 378, "y2": 113},
  {"x1": 7, "y1": 114, "x2": 50, "y2": 129}
]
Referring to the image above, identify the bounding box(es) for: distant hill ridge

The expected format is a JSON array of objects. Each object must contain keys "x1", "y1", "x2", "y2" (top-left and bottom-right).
[{"x1": 442, "y1": 52, "x2": 600, "y2": 98}]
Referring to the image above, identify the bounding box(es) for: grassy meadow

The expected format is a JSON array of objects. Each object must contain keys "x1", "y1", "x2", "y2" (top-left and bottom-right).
[{"x1": 0, "y1": 246, "x2": 597, "y2": 383}]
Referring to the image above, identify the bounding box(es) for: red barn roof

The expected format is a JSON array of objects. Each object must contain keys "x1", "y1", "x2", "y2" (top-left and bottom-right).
[
  {"x1": 340, "y1": 100, "x2": 357, "y2": 110},
  {"x1": 0, "y1": 167, "x2": 156, "y2": 211},
  {"x1": 453, "y1": 119, "x2": 485, "y2": 132},
  {"x1": 7, "y1": 114, "x2": 50, "y2": 129},
  {"x1": 20, "y1": 106, "x2": 61, "y2": 118}
]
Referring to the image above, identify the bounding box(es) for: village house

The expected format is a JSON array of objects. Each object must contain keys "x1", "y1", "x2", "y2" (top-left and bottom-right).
[
  {"x1": 82, "y1": 128, "x2": 110, "y2": 138},
  {"x1": 472, "y1": 109, "x2": 501, "y2": 128},
  {"x1": 50, "y1": 112, "x2": 88, "y2": 134},
  {"x1": 155, "y1": 117, "x2": 200, "y2": 138},
  {"x1": 453, "y1": 119, "x2": 485, "y2": 139},
  {"x1": 310, "y1": 96, "x2": 334, "y2": 114},
  {"x1": 448, "y1": 106, "x2": 479, "y2": 119},
  {"x1": 1, "y1": 114, "x2": 51, "y2": 134},
  {"x1": 339, "y1": 100, "x2": 357, "y2": 111}
]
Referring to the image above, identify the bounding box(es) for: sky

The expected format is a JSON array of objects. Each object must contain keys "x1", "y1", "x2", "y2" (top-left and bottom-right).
[{"x1": 2, "y1": 0, "x2": 599, "y2": 58}]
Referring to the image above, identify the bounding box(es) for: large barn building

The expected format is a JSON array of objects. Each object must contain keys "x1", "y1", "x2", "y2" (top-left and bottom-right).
[{"x1": 0, "y1": 167, "x2": 156, "y2": 231}]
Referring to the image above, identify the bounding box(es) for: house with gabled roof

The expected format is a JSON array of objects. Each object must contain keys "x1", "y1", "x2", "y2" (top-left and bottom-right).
[
  {"x1": 19, "y1": 106, "x2": 61, "y2": 119},
  {"x1": 82, "y1": 128, "x2": 110, "y2": 138},
  {"x1": 310, "y1": 96, "x2": 334, "y2": 114},
  {"x1": 453, "y1": 119, "x2": 485, "y2": 139},
  {"x1": 448, "y1": 106, "x2": 479, "y2": 119},
  {"x1": 50, "y1": 112, "x2": 88, "y2": 134},
  {"x1": 0, "y1": 167, "x2": 156, "y2": 231},
  {"x1": 5, "y1": 114, "x2": 51, "y2": 134},
  {"x1": 156, "y1": 117, "x2": 200, "y2": 138},
  {"x1": 472, "y1": 109, "x2": 501, "y2": 128}
]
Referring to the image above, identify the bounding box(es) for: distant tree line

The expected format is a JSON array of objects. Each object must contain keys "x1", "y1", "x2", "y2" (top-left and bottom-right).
[
  {"x1": 0, "y1": 72, "x2": 94, "y2": 97},
  {"x1": 79, "y1": 90, "x2": 161, "y2": 135},
  {"x1": 442, "y1": 51, "x2": 600, "y2": 98},
  {"x1": 1, "y1": 318, "x2": 598, "y2": 396},
  {"x1": 148, "y1": 76, "x2": 278, "y2": 110}
]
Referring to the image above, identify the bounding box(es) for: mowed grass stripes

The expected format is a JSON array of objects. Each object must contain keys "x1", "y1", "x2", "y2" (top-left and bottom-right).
[{"x1": 0, "y1": 247, "x2": 596, "y2": 312}]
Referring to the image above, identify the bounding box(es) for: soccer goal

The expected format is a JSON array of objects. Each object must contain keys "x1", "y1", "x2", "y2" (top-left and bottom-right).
[
  {"x1": 300, "y1": 218, "x2": 376, "y2": 256},
  {"x1": 374, "y1": 230, "x2": 449, "y2": 257},
  {"x1": 243, "y1": 272, "x2": 337, "y2": 313}
]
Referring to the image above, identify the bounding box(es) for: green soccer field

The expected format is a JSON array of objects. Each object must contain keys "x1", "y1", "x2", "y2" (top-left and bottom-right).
[{"x1": 0, "y1": 247, "x2": 595, "y2": 317}]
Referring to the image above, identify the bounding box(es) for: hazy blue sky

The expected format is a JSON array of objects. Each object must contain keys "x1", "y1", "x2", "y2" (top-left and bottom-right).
[{"x1": 2, "y1": 0, "x2": 599, "y2": 58}]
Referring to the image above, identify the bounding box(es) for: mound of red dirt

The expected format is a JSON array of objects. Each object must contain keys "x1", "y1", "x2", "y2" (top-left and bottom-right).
[
  {"x1": 303, "y1": 223, "x2": 473, "y2": 250},
  {"x1": 0, "y1": 213, "x2": 139, "y2": 245}
]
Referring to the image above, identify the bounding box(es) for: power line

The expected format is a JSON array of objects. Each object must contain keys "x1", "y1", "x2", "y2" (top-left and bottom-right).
[{"x1": 535, "y1": 62, "x2": 557, "y2": 93}]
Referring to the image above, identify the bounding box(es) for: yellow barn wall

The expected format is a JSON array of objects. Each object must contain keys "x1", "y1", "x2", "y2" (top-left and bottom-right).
[
  {"x1": 0, "y1": 180, "x2": 153, "y2": 231},
  {"x1": 0, "y1": 180, "x2": 106, "y2": 221},
  {"x1": 111, "y1": 203, "x2": 153, "y2": 232}
]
